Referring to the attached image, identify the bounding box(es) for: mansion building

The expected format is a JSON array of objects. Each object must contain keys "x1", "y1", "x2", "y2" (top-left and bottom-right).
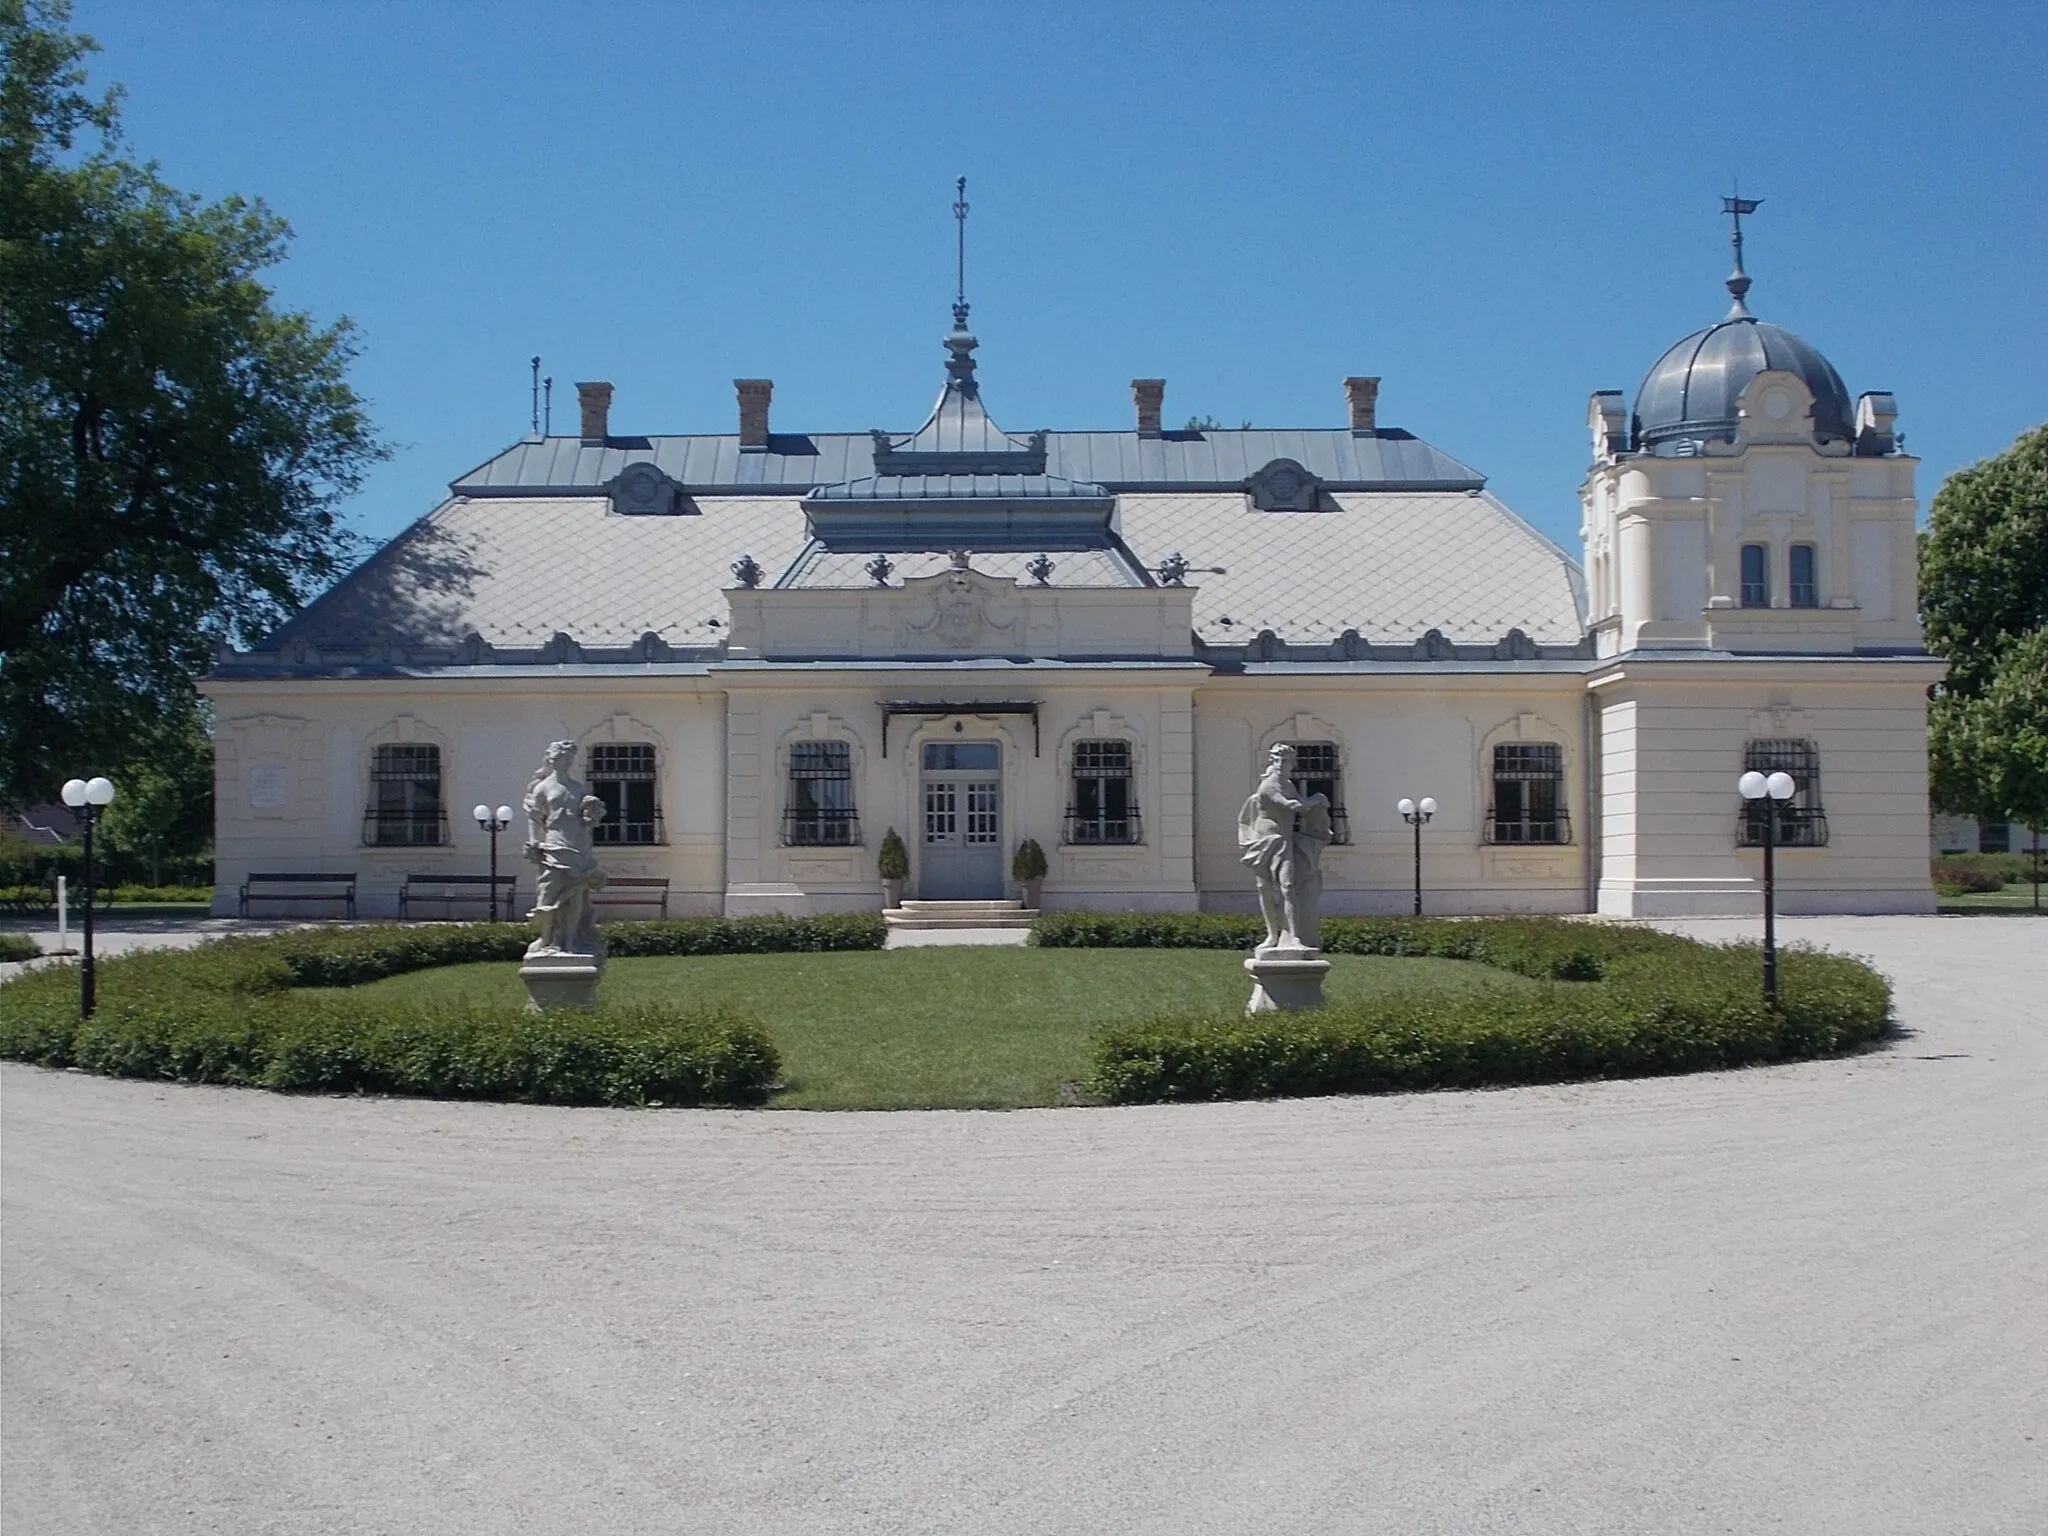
[{"x1": 204, "y1": 247, "x2": 1941, "y2": 919}]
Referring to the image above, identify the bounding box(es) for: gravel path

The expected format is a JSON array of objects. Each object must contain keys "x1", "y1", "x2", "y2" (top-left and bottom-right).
[{"x1": 4, "y1": 916, "x2": 2044, "y2": 1534}]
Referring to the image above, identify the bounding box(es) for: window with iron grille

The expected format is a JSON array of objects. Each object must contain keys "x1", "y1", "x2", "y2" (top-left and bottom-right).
[
  {"x1": 589, "y1": 742, "x2": 661, "y2": 844},
  {"x1": 1738, "y1": 739, "x2": 1829, "y2": 847},
  {"x1": 1066, "y1": 739, "x2": 1140, "y2": 844},
  {"x1": 784, "y1": 741, "x2": 859, "y2": 846},
  {"x1": 1740, "y1": 543, "x2": 1770, "y2": 608},
  {"x1": 1488, "y1": 742, "x2": 1570, "y2": 844},
  {"x1": 1286, "y1": 742, "x2": 1350, "y2": 844},
  {"x1": 365, "y1": 743, "x2": 446, "y2": 846},
  {"x1": 1789, "y1": 543, "x2": 1819, "y2": 608}
]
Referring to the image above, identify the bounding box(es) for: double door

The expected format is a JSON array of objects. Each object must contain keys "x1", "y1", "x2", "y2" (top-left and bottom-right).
[{"x1": 920, "y1": 741, "x2": 1003, "y2": 899}]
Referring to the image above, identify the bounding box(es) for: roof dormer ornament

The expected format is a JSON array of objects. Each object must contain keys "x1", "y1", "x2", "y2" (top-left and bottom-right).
[
  {"x1": 1722, "y1": 190, "x2": 1762, "y2": 319},
  {"x1": 945, "y1": 176, "x2": 978, "y2": 396}
]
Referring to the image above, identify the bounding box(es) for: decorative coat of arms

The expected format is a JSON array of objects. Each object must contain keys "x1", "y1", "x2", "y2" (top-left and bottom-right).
[{"x1": 901, "y1": 565, "x2": 1020, "y2": 651}]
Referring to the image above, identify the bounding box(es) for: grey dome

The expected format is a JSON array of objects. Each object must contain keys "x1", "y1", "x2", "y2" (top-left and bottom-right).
[{"x1": 1633, "y1": 315, "x2": 1853, "y2": 451}]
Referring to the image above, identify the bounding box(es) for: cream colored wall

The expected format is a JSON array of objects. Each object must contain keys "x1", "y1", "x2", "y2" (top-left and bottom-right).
[
  {"x1": 1591, "y1": 660, "x2": 1940, "y2": 916},
  {"x1": 717, "y1": 669, "x2": 1206, "y2": 915},
  {"x1": 203, "y1": 676, "x2": 728, "y2": 919},
  {"x1": 1191, "y1": 676, "x2": 1592, "y2": 915}
]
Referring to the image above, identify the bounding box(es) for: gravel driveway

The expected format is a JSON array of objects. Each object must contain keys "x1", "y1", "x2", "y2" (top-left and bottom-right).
[{"x1": 4, "y1": 915, "x2": 2044, "y2": 1534}]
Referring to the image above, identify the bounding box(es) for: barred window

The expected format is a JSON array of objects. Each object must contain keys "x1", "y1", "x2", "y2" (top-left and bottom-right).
[
  {"x1": 785, "y1": 741, "x2": 859, "y2": 846},
  {"x1": 1740, "y1": 543, "x2": 1770, "y2": 608},
  {"x1": 1066, "y1": 739, "x2": 1140, "y2": 845},
  {"x1": 1488, "y1": 742, "x2": 1569, "y2": 844},
  {"x1": 1739, "y1": 739, "x2": 1829, "y2": 847},
  {"x1": 365, "y1": 743, "x2": 446, "y2": 846},
  {"x1": 1287, "y1": 742, "x2": 1350, "y2": 844},
  {"x1": 1979, "y1": 822, "x2": 2010, "y2": 854},
  {"x1": 589, "y1": 743, "x2": 661, "y2": 845},
  {"x1": 1789, "y1": 543, "x2": 1819, "y2": 608}
]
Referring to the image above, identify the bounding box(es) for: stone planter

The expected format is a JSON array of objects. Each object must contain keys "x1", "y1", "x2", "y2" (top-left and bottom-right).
[
  {"x1": 882, "y1": 877, "x2": 904, "y2": 910},
  {"x1": 1019, "y1": 878, "x2": 1042, "y2": 910}
]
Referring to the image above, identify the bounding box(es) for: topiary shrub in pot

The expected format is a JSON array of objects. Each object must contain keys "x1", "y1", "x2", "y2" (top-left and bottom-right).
[
  {"x1": 878, "y1": 828, "x2": 910, "y2": 909},
  {"x1": 1012, "y1": 837, "x2": 1048, "y2": 910}
]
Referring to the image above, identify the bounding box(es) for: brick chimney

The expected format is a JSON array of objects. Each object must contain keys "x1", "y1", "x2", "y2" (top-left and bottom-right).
[
  {"x1": 1345, "y1": 376, "x2": 1380, "y2": 435},
  {"x1": 1132, "y1": 378, "x2": 1165, "y2": 438},
  {"x1": 735, "y1": 379, "x2": 773, "y2": 450},
  {"x1": 577, "y1": 381, "x2": 613, "y2": 444}
]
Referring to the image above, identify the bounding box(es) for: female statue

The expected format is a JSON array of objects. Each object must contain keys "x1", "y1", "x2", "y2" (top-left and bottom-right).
[
  {"x1": 1238, "y1": 743, "x2": 1334, "y2": 952},
  {"x1": 522, "y1": 740, "x2": 608, "y2": 958}
]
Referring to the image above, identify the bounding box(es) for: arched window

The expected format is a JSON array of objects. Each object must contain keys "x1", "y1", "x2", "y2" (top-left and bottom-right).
[
  {"x1": 1739, "y1": 739, "x2": 1828, "y2": 847},
  {"x1": 589, "y1": 743, "x2": 661, "y2": 844},
  {"x1": 1066, "y1": 739, "x2": 1140, "y2": 844},
  {"x1": 785, "y1": 741, "x2": 859, "y2": 846},
  {"x1": 1789, "y1": 543, "x2": 1819, "y2": 608},
  {"x1": 1487, "y1": 743, "x2": 1569, "y2": 844},
  {"x1": 1740, "y1": 543, "x2": 1770, "y2": 608},
  {"x1": 366, "y1": 743, "x2": 446, "y2": 846},
  {"x1": 1286, "y1": 742, "x2": 1349, "y2": 844}
]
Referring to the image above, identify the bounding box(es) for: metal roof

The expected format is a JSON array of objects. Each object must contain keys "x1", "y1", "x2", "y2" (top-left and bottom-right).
[{"x1": 451, "y1": 425, "x2": 1487, "y2": 497}]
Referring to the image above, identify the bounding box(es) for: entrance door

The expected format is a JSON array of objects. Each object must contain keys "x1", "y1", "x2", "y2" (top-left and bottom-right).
[{"x1": 920, "y1": 741, "x2": 1004, "y2": 899}]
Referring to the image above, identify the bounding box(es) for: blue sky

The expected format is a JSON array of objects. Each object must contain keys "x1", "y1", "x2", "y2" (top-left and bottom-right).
[{"x1": 80, "y1": 0, "x2": 2046, "y2": 558}]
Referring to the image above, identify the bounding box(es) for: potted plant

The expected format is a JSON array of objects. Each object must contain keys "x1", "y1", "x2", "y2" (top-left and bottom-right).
[
  {"x1": 878, "y1": 827, "x2": 909, "y2": 909},
  {"x1": 1012, "y1": 837, "x2": 1048, "y2": 910}
]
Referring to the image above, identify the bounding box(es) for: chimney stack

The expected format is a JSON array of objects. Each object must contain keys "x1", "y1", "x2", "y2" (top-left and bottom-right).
[
  {"x1": 1133, "y1": 378, "x2": 1166, "y2": 438},
  {"x1": 577, "y1": 381, "x2": 613, "y2": 444},
  {"x1": 1345, "y1": 376, "x2": 1380, "y2": 435},
  {"x1": 735, "y1": 379, "x2": 773, "y2": 450}
]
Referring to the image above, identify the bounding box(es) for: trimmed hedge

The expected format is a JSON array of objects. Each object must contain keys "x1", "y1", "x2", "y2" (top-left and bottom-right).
[
  {"x1": 1036, "y1": 914, "x2": 1894, "y2": 1103},
  {"x1": 0, "y1": 914, "x2": 883, "y2": 1105},
  {"x1": 0, "y1": 934, "x2": 38, "y2": 963}
]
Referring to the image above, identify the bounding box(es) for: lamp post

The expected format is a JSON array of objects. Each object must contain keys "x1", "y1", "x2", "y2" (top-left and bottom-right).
[
  {"x1": 473, "y1": 804, "x2": 514, "y2": 920},
  {"x1": 1739, "y1": 769, "x2": 1797, "y2": 1008},
  {"x1": 59, "y1": 776, "x2": 116, "y2": 1017},
  {"x1": 1396, "y1": 796, "x2": 1437, "y2": 916}
]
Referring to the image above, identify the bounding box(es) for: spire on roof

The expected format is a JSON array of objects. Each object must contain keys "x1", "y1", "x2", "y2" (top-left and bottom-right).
[
  {"x1": 946, "y1": 176, "x2": 978, "y2": 395},
  {"x1": 1721, "y1": 190, "x2": 1762, "y2": 319}
]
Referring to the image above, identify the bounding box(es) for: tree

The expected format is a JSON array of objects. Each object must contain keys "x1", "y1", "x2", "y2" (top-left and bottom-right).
[
  {"x1": 96, "y1": 704, "x2": 213, "y2": 885},
  {"x1": 1921, "y1": 424, "x2": 2048, "y2": 829},
  {"x1": 0, "y1": 0, "x2": 384, "y2": 809}
]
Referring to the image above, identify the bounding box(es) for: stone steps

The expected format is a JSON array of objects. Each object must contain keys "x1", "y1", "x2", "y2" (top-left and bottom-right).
[{"x1": 884, "y1": 899, "x2": 1038, "y2": 930}]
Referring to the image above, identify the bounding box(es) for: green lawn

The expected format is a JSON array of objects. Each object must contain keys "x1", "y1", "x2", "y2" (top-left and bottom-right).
[
  {"x1": 1938, "y1": 884, "x2": 2047, "y2": 915},
  {"x1": 347, "y1": 947, "x2": 1537, "y2": 1109}
]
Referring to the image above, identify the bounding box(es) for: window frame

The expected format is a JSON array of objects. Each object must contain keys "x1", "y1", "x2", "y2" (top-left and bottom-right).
[
  {"x1": 1738, "y1": 738, "x2": 1829, "y2": 848},
  {"x1": 1485, "y1": 741, "x2": 1571, "y2": 845},
  {"x1": 587, "y1": 741, "x2": 663, "y2": 846},
  {"x1": 364, "y1": 742, "x2": 448, "y2": 847},
  {"x1": 1284, "y1": 741, "x2": 1350, "y2": 845},
  {"x1": 783, "y1": 739, "x2": 861, "y2": 848},
  {"x1": 1064, "y1": 738, "x2": 1142, "y2": 845},
  {"x1": 1739, "y1": 542, "x2": 1771, "y2": 608},
  {"x1": 1789, "y1": 543, "x2": 1819, "y2": 609}
]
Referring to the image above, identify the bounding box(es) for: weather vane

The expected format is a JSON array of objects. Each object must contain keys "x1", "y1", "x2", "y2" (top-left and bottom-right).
[
  {"x1": 952, "y1": 175, "x2": 970, "y2": 327},
  {"x1": 1722, "y1": 188, "x2": 1762, "y2": 316}
]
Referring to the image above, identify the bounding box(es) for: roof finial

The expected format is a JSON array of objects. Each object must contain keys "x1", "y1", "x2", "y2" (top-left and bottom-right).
[
  {"x1": 1722, "y1": 188, "x2": 1761, "y2": 319},
  {"x1": 944, "y1": 176, "x2": 979, "y2": 395},
  {"x1": 952, "y1": 175, "x2": 970, "y2": 328}
]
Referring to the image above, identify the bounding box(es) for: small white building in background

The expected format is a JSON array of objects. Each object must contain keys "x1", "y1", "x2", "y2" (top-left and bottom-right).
[{"x1": 202, "y1": 240, "x2": 1942, "y2": 920}]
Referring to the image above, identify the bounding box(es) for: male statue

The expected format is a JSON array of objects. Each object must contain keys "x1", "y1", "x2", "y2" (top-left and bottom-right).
[{"x1": 1237, "y1": 743, "x2": 1334, "y2": 953}]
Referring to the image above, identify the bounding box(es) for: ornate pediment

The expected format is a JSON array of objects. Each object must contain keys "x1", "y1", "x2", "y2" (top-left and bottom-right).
[{"x1": 898, "y1": 566, "x2": 1022, "y2": 651}]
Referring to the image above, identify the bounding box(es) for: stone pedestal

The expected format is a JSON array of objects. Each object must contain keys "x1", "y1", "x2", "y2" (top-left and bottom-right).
[
  {"x1": 520, "y1": 952, "x2": 602, "y2": 1012},
  {"x1": 1244, "y1": 947, "x2": 1331, "y2": 1014}
]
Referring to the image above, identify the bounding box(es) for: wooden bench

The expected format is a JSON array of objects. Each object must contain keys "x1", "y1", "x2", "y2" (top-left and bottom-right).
[
  {"x1": 398, "y1": 872, "x2": 518, "y2": 921},
  {"x1": 239, "y1": 872, "x2": 357, "y2": 919},
  {"x1": 593, "y1": 876, "x2": 670, "y2": 920}
]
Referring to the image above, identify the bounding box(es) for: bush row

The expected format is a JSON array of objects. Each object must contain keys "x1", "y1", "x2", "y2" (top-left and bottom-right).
[
  {"x1": 0, "y1": 914, "x2": 884, "y2": 1104},
  {"x1": 1038, "y1": 913, "x2": 1894, "y2": 1103},
  {"x1": 0, "y1": 934, "x2": 38, "y2": 963}
]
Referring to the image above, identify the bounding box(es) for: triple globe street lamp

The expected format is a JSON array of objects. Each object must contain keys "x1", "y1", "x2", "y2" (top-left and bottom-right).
[
  {"x1": 1396, "y1": 796, "x2": 1437, "y2": 916},
  {"x1": 1738, "y1": 769, "x2": 1798, "y2": 1008},
  {"x1": 59, "y1": 775, "x2": 116, "y2": 1017}
]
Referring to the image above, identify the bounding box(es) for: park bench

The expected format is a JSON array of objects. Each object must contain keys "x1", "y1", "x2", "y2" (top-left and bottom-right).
[
  {"x1": 593, "y1": 876, "x2": 670, "y2": 920},
  {"x1": 398, "y1": 872, "x2": 519, "y2": 921},
  {"x1": 238, "y1": 871, "x2": 357, "y2": 919}
]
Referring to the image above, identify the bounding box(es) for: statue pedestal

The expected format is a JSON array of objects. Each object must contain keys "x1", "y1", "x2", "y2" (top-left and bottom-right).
[
  {"x1": 520, "y1": 952, "x2": 602, "y2": 1012},
  {"x1": 1244, "y1": 947, "x2": 1331, "y2": 1014}
]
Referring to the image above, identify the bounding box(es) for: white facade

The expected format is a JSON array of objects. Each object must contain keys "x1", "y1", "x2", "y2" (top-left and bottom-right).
[{"x1": 204, "y1": 276, "x2": 1943, "y2": 920}]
